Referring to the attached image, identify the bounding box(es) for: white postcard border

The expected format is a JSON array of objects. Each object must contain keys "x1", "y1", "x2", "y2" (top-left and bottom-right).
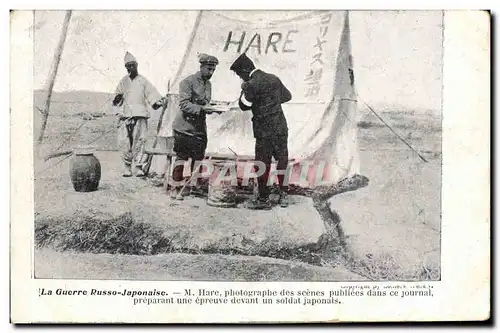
[{"x1": 9, "y1": 9, "x2": 491, "y2": 323}]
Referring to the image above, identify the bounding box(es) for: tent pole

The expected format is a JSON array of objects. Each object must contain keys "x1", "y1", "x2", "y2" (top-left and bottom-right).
[
  {"x1": 170, "y1": 10, "x2": 203, "y2": 88},
  {"x1": 36, "y1": 10, "x2": 72, "y2": 144},
  {"x1": 144, "y1": 11, "x2": 203, "y2": 176}
]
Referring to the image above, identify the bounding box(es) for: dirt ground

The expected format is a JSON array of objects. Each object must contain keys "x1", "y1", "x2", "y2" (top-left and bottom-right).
[
  {"x1": 35, "y1": 248, "x2": 361, "y2": 281},
  {"x1": 33, "y1": 91, "x2": 442, "y2": 281},
  {"x1": 35, "y1": 151, "x2": 331, "y2": 260}
]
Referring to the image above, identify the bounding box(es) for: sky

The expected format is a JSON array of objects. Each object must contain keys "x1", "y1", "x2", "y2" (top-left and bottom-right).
[{"x1": 33, "y1": 10, "x2": 443, "y2": 112}]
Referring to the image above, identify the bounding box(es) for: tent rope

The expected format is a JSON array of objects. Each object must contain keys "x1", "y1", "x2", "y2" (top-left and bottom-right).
[
  {"x1": 38, "y1": 96, "x2": 137, "y2": 176},
  {"x1": 35, "y1": 120, "x2": 122, "y2": 177},
  {"x1": 358, "y1": 96, "x2": 429, "y2": 163},
  {"x1": 35, "y1": 152, "x2": 74, "y2": 178}
]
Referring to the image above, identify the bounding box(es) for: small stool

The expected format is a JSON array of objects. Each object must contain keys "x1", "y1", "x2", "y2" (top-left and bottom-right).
[{"x1": 144, "y1": 136, "x2": 176, "y2": 193}]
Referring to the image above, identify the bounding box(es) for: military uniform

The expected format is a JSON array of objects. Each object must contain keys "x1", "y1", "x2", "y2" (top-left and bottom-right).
[
  {"x1": 172, "y1": 71, "x2": 211, "y2": 161},
  {"x1": 171, "y1": 54, "x2": 219, "y2": 198},
  {"x1": 231, "y1": 53, "x2": 292, "y2": 203}
]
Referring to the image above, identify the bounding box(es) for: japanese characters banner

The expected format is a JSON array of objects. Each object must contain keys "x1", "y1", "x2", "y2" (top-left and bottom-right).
[{"x1": 171, "y1": 11, "x2": 345, "y2": 104}]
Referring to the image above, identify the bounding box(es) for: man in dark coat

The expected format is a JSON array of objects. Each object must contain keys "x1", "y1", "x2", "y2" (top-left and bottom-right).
[
  {"x1": 230, "y1": 53, "x2": 292, "y2": 209},
  {"x1": 170, "y1": 53, "x2": 219, "y2": 200}
]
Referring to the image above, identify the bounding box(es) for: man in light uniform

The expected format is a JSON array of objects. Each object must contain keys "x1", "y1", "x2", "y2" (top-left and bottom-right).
[
  {"x1": 113, "y1": 52, "x2": 165, "y2": 177},
  {"x1": 170, "y1": 53, "x2": 219, "y2": 200}
]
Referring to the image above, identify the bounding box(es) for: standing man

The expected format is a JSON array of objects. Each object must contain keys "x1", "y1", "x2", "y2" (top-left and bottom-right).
[
  {"x1": 230, "y1": 53, "x2": 292, "y2": 209},
  {"x1": 170, "y1": 53, "x2": 219, "y2": 200},
  {"x1": 113, "y1": 51, "x2": 165, "y2": 177}
]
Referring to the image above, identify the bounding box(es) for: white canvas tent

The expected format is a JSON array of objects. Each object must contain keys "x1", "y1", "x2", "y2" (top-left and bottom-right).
[{"x1": 149, "y1": 10, "x2": 361, "y2": 189}]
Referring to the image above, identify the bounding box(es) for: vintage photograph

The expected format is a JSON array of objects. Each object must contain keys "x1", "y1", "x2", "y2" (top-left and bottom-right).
[{"x1": 32, "y1": 10, "x2": 443, "y2": 282}]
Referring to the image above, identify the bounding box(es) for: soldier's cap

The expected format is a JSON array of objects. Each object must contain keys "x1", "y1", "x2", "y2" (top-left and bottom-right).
[
  {"x1": 124, "y1": 51, "x2": 137, "y2": 65},
  {"x1": 230, "y1": 53, "x2": 254, "y2": 72},
  {"x1": 198, "y1": 53, "x2": 219, "y2": 66}
]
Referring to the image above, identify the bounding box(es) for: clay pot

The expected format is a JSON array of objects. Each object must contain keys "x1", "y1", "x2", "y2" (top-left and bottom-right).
[{"x1": 69, "y1": 152, "x2": 101, "y2": 192}]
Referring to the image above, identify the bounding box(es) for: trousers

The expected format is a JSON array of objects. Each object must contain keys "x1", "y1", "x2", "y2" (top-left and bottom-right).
[
  {"x1": 172, "y1": 130, "x2": 207, "y2": 184},
  {"x1": 117, "y1": 117, "x2": 148, "y2": 169},
  {"x1": 255, "y1": 134, "x2": 289, "y2": 199}
]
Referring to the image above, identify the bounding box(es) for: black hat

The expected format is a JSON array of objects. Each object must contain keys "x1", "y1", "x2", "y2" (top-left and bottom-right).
[{"x1": 230, "y1": 53, "x2": 254, "y2": 72}]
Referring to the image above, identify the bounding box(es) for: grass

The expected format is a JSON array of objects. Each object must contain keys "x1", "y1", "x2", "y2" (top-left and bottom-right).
[
  {"x1": 33, "y1": 90, "x2": 442, "y2": 281},
  {"x1": 35, "y1": 205, "x2": 345, "y2": 269},
  {"x1": 328, "y1": 251, "x2": 441, "y2": 281},
  {"x1": 35, "y1": 210, "x2": 167, "y2": 255}
]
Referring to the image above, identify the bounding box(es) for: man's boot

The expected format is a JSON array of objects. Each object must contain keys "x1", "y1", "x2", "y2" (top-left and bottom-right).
[
  {"x1": 122, "y1": 164, "x2": 132, "y2": 177},
  {"x1": 134, "y1": 165, "x2": 145, "y2": 177},
  {"x1": 170, "y1": 185, "x2": 184, "y2": 201},
  {"x1": 190, "y1": 177, "x2": 206, "y2": 197},
  {"x1": 246, "y1": 196, "x2": 272, "y2": 210},
  {"x1": 171, "y1": 164, "x2": 186, "y2": 200},
  {"x1": 279, "y1": 191, "x2": 289, "y2": 208},
  {"x1": 188, "y1": 161, "x2": 206, "y2": 197},
  {"x1": 247, "y1": 179, "x2": 272, "y2": 210},
  {"x1": 190, "y1": 187, "x2": 205, "y2": 197}
]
